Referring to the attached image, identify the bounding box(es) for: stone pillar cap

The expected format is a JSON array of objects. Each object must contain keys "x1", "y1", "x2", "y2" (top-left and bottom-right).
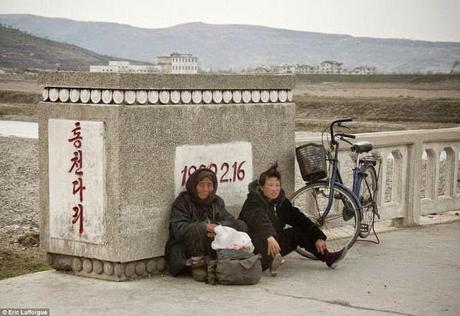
[{"x1": 38, "y1": 71, "x2": 296, "y2": 90}]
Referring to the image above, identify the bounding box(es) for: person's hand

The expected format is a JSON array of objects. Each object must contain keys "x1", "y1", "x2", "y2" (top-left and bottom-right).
[
  {"x1": 206, "y1": 223, "x2": 217, "y2": 238},
  {"x1": 267, "y1": 236, "x2": 281, "y2": 257},
  {"x1": 315, "y1": 239, "x2": 327, "y2": 255}
]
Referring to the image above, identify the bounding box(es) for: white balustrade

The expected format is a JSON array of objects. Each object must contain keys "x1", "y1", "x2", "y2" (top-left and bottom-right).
[{"x1": 295, "y1": 127, "x2": 460, "y2": 226}]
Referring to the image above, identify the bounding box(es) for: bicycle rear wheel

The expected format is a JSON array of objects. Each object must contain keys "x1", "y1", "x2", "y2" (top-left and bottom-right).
[
  {"x1": 290, "y1": 181, "x2": 360, "y2": 255},
  {"x1": 358, "y1": 164, "x2": 378, "y2": 238}
]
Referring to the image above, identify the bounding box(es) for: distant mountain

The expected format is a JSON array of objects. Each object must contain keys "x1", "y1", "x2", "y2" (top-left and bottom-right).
[
  {"x1": 1, "y1": 14, "x2": 460, "y2": 73},
  {"x1": 0, "y1": 23, "x2": 137, "y2": 71}
]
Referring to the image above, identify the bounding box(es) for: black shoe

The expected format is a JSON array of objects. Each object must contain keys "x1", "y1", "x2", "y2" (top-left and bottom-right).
[{"x1": 324, "y1": 247, "x2": 348, "y2": 269}]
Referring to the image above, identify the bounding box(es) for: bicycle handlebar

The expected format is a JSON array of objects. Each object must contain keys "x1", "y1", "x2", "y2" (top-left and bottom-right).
[
  {"x1": 340, "y1": 133, "x2": 356, "y2": 139},
  {"x1": 329, "y1": 118, "x2": 354, "y2": 145}
]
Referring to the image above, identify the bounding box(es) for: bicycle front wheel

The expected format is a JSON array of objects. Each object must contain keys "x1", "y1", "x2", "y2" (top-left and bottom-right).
[
  {"x1": 358, "y1": 164, "x2": 378, "y2": 238},
  {"x1": 290, "y1": 181, "x2": 360, "y2": 253}
]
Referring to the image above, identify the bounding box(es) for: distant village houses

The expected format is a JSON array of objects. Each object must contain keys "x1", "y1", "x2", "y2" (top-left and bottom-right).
[
  {"x1": 90, "y1": 53, "x2": 200, "y2": 74},
  {"x1": 247, "y1": 60, "x2": 377, "y2": 75}
]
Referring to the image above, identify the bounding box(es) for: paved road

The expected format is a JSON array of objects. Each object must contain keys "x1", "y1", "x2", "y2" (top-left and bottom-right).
[{"x1": 1, "y1": 221, "x2": 459, "y2": 316}]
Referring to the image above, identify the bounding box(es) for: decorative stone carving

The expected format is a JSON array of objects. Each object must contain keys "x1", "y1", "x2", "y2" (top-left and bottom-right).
[
  {"x1": 59, "y1": 89, "x2": 69, "y2": 102},
  {"x1": 136, "y1": 90, "x2": 148, "y2": 104},
  {"x1": 72, "y1": 258, "x2": 82, "y2": 272},
  {"x1": 170, "y1": 90, "x2": 181, "y2": 104},
  {"x1": 70, "y1": 89, "x2": 80, "y2": 103},
  {"x1": 49, "y1": 88, "x2": 59, "y2": 102},
  {"x1": 242, "y1": 90, "x2": 251, "y2": 103},
  {"x1": 42, "y1": 88, "x2": 49, "y2": 101},
  {"x1": 41, "y1": 87, "x2": 293, "y2": 105},
  {"x1": 181, "y1": 90, "x2": 191, "y2": 104},
  {"x1": 159, "y1": 91, "x2": 170, "y2": 104},
  {"x1": 192, "y1": 90, "x2": 202, "y2": 104},
  {"x1": 125, "y1": 263, "x2": 135, "y2": 277},
  {"x1": 222, "y1": 90, "x2": 232, "y2": 103},
  {"x1": 93, "y1": 260, "x2": 103, "y2": 274},
  {"x1": 113, "y1": 90, "x2": 124, "y2": 104},
  {"x1": 102, "y1": 90, "x2": 113, "y2": 104},
  {"x1": 232, "y1": 90, "x2": 242, "y2": 103},
  {"x1": 146, "y1": 259, "x2": 156, "y2": 273},
  {"x1": 251, "y1": 90, "x2": 260, "y2": 103},
  {"x1": 125, "y1": 90, "x2": 136, "y2": 105},
  {"x1": 90, "y1": 89, "x2": 101, "y2": 104},
  {"x1": 103, "y1": 262, "x2": 114, "y2": 275},
  {"x1": 278, "y1": 90, "x2": 287, "y2": 102},
  {"x1": 212, "y1": 90, "x2": 222, "y2": 103},
  {"x1": 261, "y1": 90, "x2": 270, "y2": 103},
  {"x1": 269, "y1": 90, "x2": 278, "y2": 102},
  {"x1": 156, "y1": 257, "x2": 166, "y2": 272},
  {"x1": 82, "y1": 259, "x2": 93, "y2": 273},
  {"x1": 202, "y1": 90, "x2": 212, "y2": 104},
  {"x1": 114, "y1": 263, "x2": 124, "y2": 277},
  {"x1": 80, "y1": 89, "x2": 90, "y2": 103},
  {"x1": 135, "y1": 262, "x2": 146, "y2": 276}
]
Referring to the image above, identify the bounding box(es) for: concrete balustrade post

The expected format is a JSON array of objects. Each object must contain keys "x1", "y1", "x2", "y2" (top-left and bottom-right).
[
  {"x1": 393, "y1": 141, "x2": 423, "y2": 227},
  {"x1": 38, "y1": 72, "x2": 296, "y2": 281}
]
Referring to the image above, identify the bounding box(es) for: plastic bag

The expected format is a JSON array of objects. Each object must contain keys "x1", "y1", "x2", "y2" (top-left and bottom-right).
[{"x1": 211, "y1": 225, "x2": 254, "y2": 253}]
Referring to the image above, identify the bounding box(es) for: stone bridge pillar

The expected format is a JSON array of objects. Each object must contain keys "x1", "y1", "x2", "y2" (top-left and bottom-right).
[{"x1": 38, "y1": 72, "x2": 295, "y2": 281}]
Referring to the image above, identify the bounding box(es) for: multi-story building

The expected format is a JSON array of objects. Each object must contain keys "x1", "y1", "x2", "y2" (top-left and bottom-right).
[
  {"x1": 90, "y1": 61, "x2": 160, "y2": 73},
  {"x1": 319, "y1": 60, "x2": 343, "y2": 74},
  {"x1": 157, "y1": 53, "x2": 199, "y2": 74}
]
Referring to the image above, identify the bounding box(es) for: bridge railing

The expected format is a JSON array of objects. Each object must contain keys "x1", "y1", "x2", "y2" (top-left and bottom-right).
[{"x1": 294, "y1": 127, "x2": 460, "y2": 225}]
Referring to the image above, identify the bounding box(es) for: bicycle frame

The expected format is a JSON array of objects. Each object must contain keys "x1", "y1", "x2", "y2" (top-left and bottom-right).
[{"x1": 324, "y1": 139, "x2": 363, "y2": 220}]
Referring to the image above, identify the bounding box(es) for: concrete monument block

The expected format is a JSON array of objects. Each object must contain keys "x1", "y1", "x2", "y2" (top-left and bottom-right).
[{"x1": 38, "y1": 72, "x2": 296, "y2": 280}]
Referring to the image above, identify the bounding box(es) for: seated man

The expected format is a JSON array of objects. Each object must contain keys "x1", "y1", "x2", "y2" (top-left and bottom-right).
[
  {"x1": 239, "y1": 163, "x2": 347, "y2": 276},
  {"x1": 165, "y1": 168, "x2": 246, "y2": 282}
]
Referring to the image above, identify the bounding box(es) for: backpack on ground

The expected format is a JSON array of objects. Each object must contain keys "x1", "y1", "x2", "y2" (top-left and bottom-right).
[{"x1": 207, "y1": 250, "x2": 262, "y2": 285}]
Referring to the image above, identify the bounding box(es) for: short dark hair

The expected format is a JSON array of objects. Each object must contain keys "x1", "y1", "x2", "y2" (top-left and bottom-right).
[{"x1": 258, "y1": 162, "x2": 281, "y2": 186}]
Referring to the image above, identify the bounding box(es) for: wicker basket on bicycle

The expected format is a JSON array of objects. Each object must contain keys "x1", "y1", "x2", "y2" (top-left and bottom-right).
[{"x1": 296, "y1": 143, "x2": 327, "y2": 182}]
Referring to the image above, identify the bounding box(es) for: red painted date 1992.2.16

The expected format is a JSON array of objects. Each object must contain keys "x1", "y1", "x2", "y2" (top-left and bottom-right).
[{"x1": 180, "y1": 161, "x2": 246, "y2": 186}]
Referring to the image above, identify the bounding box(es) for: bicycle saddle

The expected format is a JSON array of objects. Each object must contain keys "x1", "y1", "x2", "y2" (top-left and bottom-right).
[{"x1": 351, "y1": 141, "x2": 373, "y2": 153}]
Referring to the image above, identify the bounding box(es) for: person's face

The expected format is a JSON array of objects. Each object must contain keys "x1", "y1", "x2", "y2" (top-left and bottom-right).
[
  {"x1": 262, "y1": 177, "x2": 281, "y2": 201},
  {"x1": 196, "y1": 177, "x2": 214, "y2": 200}
]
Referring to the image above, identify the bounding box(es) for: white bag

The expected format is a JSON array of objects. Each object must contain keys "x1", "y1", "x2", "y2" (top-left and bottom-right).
[{"x1": 211, "y1": 225, "x2": 254, "y2": 253}]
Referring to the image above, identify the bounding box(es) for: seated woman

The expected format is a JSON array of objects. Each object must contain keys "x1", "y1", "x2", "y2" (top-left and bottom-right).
[
  {"x1": 239, "y1": 163, "x2": 347, "y2": 276},
  {"x1": 165, "y1": 168, "x2": 247, "y2": 282}
]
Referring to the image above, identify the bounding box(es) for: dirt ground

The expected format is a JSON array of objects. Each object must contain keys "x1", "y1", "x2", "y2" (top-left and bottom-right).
[
  {"x1": 0, "y1": 136, "x2": 48, "y2": 279},
  {"x1": 0, "y1": 74, "x2": 459, "y2": 280},
  {"x1": 294, "y1": 80, "x2": 460, "y2": 99}
]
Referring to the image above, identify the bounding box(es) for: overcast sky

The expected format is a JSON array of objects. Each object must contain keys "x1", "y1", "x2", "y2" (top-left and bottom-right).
[{"x1": 1, "y1": 0, "x2": 459, "y2": 42}]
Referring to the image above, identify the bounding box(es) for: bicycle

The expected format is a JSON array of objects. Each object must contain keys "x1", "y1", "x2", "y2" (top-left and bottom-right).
[{"x1": 290, "y1": 118, "x2": 381, "y2": 257}]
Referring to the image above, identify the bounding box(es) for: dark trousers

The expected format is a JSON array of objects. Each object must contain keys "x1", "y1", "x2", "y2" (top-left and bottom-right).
[
  {"x1": 252, "y1": 226, "x2": 325, "y2": 270},
  {"x1": 185, "y1": 220, "x2": 248, "y2": 258}
]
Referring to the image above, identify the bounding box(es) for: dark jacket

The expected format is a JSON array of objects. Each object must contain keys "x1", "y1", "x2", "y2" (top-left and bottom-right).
[
  {"x1": 164, "y1": 169, "x2": 237, "y2": 276},
  {"x1": 239, "y1": 180, "x2": 326, "y2": 244}
]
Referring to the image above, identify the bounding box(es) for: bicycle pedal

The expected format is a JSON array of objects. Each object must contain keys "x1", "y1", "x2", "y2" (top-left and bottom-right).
[{"x1": 360, "y1": 224, "x2": 369, "y2": 232}]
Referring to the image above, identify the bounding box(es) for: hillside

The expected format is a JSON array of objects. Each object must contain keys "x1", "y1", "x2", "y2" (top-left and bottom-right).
[
  {"x1": 0, "y1": 24, "x2": 131, "y2": 71},
  {"x1": 1, "y1": 14, "x2": 460, "y2": 73}
]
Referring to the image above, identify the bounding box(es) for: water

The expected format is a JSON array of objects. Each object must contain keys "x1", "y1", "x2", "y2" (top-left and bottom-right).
[{"x1": 0, "y1": 120, "x2": 38, "y2": 139}]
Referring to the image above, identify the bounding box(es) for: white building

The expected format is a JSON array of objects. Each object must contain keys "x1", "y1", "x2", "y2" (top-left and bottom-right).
[
  {"x1": 90, "y1": 61, "x2": 160, "y2": 73},
  {"x1": 350, "y1": 66, "x2": 377, "y2": 75},
  {"x1": 157, "y1": 53, "x2": 199, "y2": 74},
  {"x1": 319, "y1": 60, "x2": 343, "y2": 74}
]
